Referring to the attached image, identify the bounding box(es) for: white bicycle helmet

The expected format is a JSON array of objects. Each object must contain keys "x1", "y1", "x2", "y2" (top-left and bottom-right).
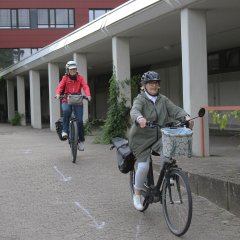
[{"x1": 66, "y1": 60, "x2": 77, "y2": 72}]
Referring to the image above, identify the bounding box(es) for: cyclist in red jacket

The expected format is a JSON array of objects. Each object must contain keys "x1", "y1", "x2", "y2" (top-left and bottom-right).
[{"x1": 56, "y1": 60, "x2": 91, "y2": 151}]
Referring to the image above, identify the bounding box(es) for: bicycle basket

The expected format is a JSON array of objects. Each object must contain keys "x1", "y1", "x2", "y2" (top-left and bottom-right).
[
  {"x1": 111, "y1": 137, "x2": 136, "y2": 174},
  {"x1": 161, "y1": 127, "x2": 193, "y2": 158},
  {"x1": 55, "y1": 117, "x2": 66, "y2": 141}
]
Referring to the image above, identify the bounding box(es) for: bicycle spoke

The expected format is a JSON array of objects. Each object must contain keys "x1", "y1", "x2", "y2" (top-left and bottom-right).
[{"x1": 162, "y1": 170, "x2": 192, "y2": 236}]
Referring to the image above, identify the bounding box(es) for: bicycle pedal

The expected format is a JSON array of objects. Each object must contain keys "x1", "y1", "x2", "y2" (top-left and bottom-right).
[{"x1": 144, "y1": 183, "x2": 154, "y2": 190}]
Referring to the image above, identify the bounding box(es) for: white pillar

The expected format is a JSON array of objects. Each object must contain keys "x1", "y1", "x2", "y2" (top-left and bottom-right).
[
  {"x1": 181, "y1": 9, "x2": 209, "y2": 156},
  {"x1": 48, "y1": 63, "x2": 60, "y2": 131},
  {"x1": 73, "y1": 53, "x2": 89, "y2": 123},
  {"x1": 17, "y1": 75, "x2": 26, "y2": 126},
  {"x1": 112, "y1": 37, "x2": 131, "y2": 107},
  {"x1": 6, "y1": 79, "x2": 15, "y2": 121},
  {"x1": 29, "y1": 70, "x2": 42, "y2": 129}
]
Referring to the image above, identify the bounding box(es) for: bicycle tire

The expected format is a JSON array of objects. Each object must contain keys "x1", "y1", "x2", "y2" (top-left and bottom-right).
[
  {"x1": 70, "y1": 120, "x2": 78, "y2": 163},
  {"x1": 162, "y1": 169, "x2": 192, "y2": 236},
  {"x1": 129, "y1": 169, "x2": 149, "y2": 212}
]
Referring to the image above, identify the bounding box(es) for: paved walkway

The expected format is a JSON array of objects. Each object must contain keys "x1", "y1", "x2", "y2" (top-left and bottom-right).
[
  {"x1": 1, "y1": 123, "x2": 240, "y2": 239},
  {"x1": 1, "y1": 123, "x2": 240, "y2": 219}
]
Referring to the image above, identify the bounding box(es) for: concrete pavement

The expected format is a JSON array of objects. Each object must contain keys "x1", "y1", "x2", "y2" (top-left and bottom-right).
[{"x1": 0, "y1": 123, "x2": 240, "y2": 239}]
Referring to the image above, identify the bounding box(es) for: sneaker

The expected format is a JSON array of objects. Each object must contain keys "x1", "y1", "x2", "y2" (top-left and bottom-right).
[
  {"x1": 133, "y1": 194, "x2": 144, "y2": 211},
  {"x1": 78, "y1": 141, "x2": 84, "y2": 151},
  {"x1": 62, "y1": 131, "x2": 68, "y2": 139},
  {"x1": 170, "y1": 178, "x2": 175, "y2": 186}
]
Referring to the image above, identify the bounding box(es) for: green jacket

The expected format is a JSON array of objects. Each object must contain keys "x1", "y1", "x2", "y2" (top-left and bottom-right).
[{"x1": 128, "y1": 92, "x2": 188, "y2": 162}]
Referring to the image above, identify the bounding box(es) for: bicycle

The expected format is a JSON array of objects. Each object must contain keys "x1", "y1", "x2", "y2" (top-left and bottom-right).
[
  {"x1": 129, "y1": 108, "x2": 205, "y2": 236},
  {"x1": 56, "y1": 94, "x2": 88, "y2": 163}
]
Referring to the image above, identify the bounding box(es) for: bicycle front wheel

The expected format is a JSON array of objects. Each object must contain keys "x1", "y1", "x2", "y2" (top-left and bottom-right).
[
  {"x1": 70, "y1": 120, "x2": 78, "y2": 163},
  {"x1": 162, "y1": 169, "x2": 192, "y2": 236}
]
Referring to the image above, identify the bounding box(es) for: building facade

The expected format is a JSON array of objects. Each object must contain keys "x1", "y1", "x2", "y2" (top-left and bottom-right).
[
  {"x1": 0, "y1": 0, "x2": 127, "y2": 122},
  {"x1": 0, "y1": 0, "x2": 127, "y2": 68}
]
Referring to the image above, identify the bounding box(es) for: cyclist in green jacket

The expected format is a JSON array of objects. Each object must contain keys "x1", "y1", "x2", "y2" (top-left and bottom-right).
[{"x1": 128, "y1": 71, "x2": 193, "y2": 210}]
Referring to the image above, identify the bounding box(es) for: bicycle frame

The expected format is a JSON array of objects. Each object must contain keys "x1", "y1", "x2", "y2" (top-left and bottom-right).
[
  {"x1": 142, "y1": 156, "x2": 179, "y2": 204},
  {"x1": 56, "y1": 94, "x2": 87, "y2": 163}
]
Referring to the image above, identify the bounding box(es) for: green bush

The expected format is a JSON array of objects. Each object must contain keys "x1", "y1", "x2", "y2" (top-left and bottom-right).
[
  {"x1": 10, "y1": 112, "x2": 24, "y2": 126},
  {"x1": 95, "y1": 72, "x2": 131, "y2": 144}
]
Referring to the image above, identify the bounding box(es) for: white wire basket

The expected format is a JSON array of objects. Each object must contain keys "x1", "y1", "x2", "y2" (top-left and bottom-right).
[{"x1": 161, "y1": 127, "x2": 193, "y2": 158}]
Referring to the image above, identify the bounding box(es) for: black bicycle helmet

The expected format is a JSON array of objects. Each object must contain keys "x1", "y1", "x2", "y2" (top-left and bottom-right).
[{"x1": 141, "y1": 71, "x2": 160, "y2": 84}]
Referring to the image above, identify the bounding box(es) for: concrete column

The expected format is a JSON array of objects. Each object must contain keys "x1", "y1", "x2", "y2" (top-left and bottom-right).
[
  {"x1": 181, "y1": 9, "x2": 209, "y2": 156},
  {"x1": 112, "y1": 37, "x2": 131, "y2": 107},
  {"x1": 17, "y1": 75, "x2": 26, "y2": 125},
  {"x1": 73, "y1": 53, "x2": 89, "y2": 123},
  {"x1": 29, "y1": 70, "x2": 42, "y2": 129},
  {"x1": 48, "y1": 63, "x2": 60, "y2": 131},
  {"x1": 6, "y1": 79, "x2": 15, "y2": 121}
]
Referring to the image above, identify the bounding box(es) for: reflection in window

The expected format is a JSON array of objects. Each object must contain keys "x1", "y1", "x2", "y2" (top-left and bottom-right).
[
  {"x1": 13, "y1": 48, "x2": 41, "y2": 63},
  {"x1": 89, "y1": 9, "x2": 112, "y2": 22}
]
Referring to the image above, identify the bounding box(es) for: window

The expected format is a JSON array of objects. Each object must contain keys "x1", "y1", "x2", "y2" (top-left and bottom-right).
[
  {"x1": 0, "y1": 48, "x2": 41, "y2": 68},
  {"x1": 38, "y1": 9, "x2": 74, "y2": 28},
  {"x1": 89, "y1": 9, "x2": 112, "y2": 22},
  {"x1": 208, "y1": 47, "x2": 240, "y2": 74},
  {"x1": 0, "y1": 9, "x2": 11, "y2": 28},
  {"x1": 18, "y1": 9, "x2": 30, "y2": 28},
  {"x1": 0, "y1": 8, "x2": 74, "y2": 29},
  {"x1": 13, "y1": 48, "x2": 41, "y2": 63},
  {"x1": 0, "y1": 9, "x2": 30, "y2": 29}
]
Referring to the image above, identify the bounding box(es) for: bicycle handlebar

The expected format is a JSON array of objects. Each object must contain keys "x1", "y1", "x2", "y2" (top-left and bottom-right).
[
  {"x1": 146, "y1": 120, "x2": 189, "y2": 128},
  {"x1": 145, "y1": 107, "x2": 206, "y2": 129}
]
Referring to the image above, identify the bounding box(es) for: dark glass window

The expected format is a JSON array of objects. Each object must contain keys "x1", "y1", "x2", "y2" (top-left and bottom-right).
[{"x1": 208, "y1": 47, "x2": 240, "y2": 74}]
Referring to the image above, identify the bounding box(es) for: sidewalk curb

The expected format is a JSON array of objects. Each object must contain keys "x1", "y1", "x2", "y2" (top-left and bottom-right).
[
  {"x1": 152, "y1": 162, "x2": 240, "y2": 218},
  {"x1": 186, "y1": 172, "x2": 240, "y2": 218}
]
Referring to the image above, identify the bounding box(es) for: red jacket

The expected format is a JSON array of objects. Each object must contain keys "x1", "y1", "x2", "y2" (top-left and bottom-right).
[{"x1": 56, "y1": 74, "x2": 91, "y2": 103}]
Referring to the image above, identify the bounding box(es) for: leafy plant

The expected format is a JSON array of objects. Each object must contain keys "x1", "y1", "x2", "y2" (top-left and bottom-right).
[
  {"x1": 95, "y1": 72, "x2": 131, "y2": 144},
  {"x1": 10, "y1": 112, "x2": 24, "y2": 126},
  {"x1": 210, "y1": 110, "x2": 240, "y2": 129}
]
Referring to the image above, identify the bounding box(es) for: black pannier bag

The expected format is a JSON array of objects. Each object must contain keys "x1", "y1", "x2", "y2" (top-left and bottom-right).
[
  {"x1": 55, "y1": 117, "x2": 67, "y2": 141},
  {"x1": 111, "y1": 137, "x2": 135, "y2": 174}
]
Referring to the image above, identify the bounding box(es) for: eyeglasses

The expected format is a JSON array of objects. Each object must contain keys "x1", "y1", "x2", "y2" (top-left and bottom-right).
[{"x1": 147, "y1": 81, "x2": 160, "y2": 86}]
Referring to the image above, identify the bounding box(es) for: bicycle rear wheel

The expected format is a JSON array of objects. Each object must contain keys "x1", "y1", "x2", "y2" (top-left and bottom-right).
[
  {"x1": 162, "y1": 169, "x2": 192, "y2": 236},
  {"x1": 70, "y1": 120, "x2": 78, "y2": 163},
  {"x1": 129, "y1": 169, "x2": 149, "y2": 212}
]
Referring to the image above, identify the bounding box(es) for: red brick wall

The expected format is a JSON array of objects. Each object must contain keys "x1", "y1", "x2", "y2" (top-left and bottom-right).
[{"x1": 0, "y1": 0, "x2": 127, "y2": 48}]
